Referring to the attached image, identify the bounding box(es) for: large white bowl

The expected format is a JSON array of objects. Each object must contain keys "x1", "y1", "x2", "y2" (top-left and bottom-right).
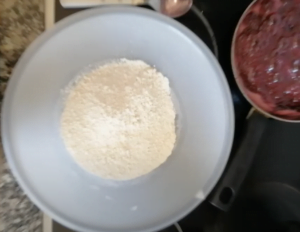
[{"x1": 2, "y1": 6, "x2": 234, "y2": 232}]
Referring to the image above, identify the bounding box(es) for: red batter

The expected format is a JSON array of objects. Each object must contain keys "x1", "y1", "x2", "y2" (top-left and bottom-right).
[{"x1": 234, "y1": 0, "x2": 300, "y2": 120}]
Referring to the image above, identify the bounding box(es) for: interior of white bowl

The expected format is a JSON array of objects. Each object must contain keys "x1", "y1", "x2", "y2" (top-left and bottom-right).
[{"x1": 2, "y1": 6, "x2": 234, "y2": 232}]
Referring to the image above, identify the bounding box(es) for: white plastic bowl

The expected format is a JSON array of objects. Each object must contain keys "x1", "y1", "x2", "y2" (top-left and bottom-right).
[{"x1": 2, "y1": 6, "x2": 234, "y2": 232}]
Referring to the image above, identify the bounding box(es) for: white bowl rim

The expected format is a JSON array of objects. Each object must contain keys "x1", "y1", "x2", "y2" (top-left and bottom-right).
[{"x1": 2, "y1": 6, "x2": 235, "y2": 232}]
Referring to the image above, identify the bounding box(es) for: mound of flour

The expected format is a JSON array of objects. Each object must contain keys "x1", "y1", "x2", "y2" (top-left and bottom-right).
[{"x1": 60, "y1": 59, "x2": 176, "y2": 180}]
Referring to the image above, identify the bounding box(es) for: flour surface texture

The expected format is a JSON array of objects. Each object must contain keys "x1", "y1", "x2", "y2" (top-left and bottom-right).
[{"x1": 60, "y1": 59, "x2": 176, "y2": 180}]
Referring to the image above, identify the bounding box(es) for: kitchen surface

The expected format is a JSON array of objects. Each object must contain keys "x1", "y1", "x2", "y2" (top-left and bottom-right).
[
  {"x1": 3, "y1": 0, "x2": 300, "y2": 232},
  {"x1": 0, "y1": 1, "x2": 44, "y2": 231}
]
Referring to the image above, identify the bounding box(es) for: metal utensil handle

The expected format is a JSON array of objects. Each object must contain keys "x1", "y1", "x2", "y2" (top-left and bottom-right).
[
  {"x1": 60, "y1": 0, "x2": 145, "y2": 8},
  {"x1": 209, "y1": 111, "x2": 268, "y2": 211}
]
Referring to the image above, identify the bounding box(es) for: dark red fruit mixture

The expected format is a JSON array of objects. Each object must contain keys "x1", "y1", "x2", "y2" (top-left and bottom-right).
[{"x1": 234, "y1": 0, "x2": 300, "y2": 120}]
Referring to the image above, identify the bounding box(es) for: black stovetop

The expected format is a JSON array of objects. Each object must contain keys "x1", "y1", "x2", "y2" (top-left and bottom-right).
[{"x1": 53, "y1": 1, "x2": 300, "y2": 232}]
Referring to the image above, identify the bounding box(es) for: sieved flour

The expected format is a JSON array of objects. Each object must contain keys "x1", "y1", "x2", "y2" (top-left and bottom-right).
[{"x1": 60, "y1": 59, "x2": 176, "y2": 180}]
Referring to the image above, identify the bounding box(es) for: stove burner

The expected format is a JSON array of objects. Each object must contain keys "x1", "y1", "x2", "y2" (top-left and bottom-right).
[
  {"x1": 270, "y1": 222, "x2": 300, "y2": 232},
  {"x1": 203, "y1": 181, "x2": 300, "y2": 232}
]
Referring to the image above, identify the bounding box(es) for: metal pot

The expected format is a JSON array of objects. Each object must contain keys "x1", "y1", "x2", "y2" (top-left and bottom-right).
[{"x1": 231, "y1": 0, "x2": 300, "y2": 122}]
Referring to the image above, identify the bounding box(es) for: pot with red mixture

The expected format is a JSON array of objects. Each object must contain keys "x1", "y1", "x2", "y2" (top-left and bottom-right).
[{"x1": 232, "y1": 0, "x2": 300, "y2": 121}]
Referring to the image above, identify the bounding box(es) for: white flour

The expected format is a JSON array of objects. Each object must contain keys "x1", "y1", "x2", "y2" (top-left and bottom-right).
[{"x1": 60, "y1": 59, "x2": 176, "y2": 180}]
